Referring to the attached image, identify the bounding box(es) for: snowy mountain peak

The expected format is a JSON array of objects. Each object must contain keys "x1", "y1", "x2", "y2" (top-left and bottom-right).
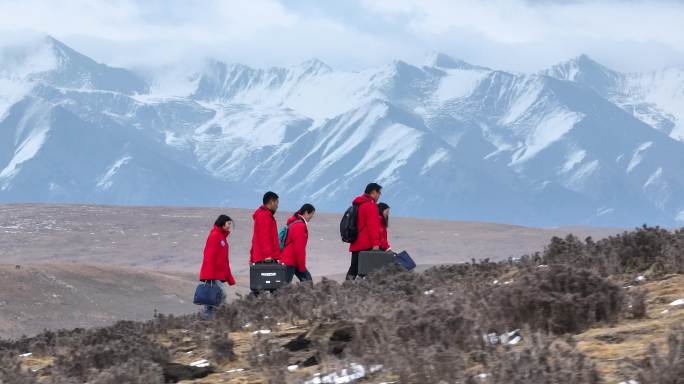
[
  {"x1": 387, "y1": 59, "x2": 423, "y2": 74},
  {"x1": 424, "y1": 52, "x2": 485, "y2": 70},
  {"x1": 295, "y1": 58, "x2": 332, "y2": 76},
  {"x1": 43, "y1": 35, "x2": 90, "y2": 68},
  {"x1": 22, "y1": 36, "x2": 149, "y2": 95},
  {"x1": 545, "y1": 54, "x2": 620, "y2": 89},
  {"x1": 571, "y1": 54, "x2": 602, "y2": 67}
]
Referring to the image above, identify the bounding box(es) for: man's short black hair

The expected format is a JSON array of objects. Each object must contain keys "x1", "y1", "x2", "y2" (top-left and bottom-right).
[
  {"x1": 214, "y1": 214, "x2": 233, "y2": 228},
  {"x1": 263, "y1": 191, "x2": 279, "y2": 205},
  {"x1": 364, "y1": 183, "x2": 383, "y2": 194}
]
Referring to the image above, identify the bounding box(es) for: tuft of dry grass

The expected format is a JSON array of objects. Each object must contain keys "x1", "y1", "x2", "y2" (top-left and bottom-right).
[{"x1": 576, "y1": 275, "x2": 684, "y2": 383}]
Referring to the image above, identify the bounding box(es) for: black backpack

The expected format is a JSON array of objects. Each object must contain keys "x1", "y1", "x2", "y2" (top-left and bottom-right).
[{"x1": 340, "y1": 204, "x2": 360, "y2": 243}]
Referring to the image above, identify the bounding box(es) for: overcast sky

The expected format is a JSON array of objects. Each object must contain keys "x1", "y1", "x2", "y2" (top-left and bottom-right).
[{"x1": 1, "y1": 0, "x2": 683, "y2": 73}]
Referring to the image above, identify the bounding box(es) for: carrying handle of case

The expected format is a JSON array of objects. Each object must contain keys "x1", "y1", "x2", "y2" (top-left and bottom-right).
[{"x1": 253, "y1": 258, "x2": 282, "y2": 265}]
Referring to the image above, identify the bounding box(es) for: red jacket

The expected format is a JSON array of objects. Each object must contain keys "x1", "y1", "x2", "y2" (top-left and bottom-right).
[
  {"x1": 250, "y1": 206, "x2": 280, "y2": 263},
  {"x1": 199, "y1": 225, "x2": 235, "y2": 285},
  {"x1": 349, "y1": 194, "x2": 381, "y2": 252},
  {"x1": 280, "y1": 215, "x2": 308, "y2": 272},
  {"x1": 380, "y1": 218, "x2": 391, "y2": 251}
]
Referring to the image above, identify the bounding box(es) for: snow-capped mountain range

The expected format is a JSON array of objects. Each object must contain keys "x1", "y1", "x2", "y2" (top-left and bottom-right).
[{"x1": 1, "y1": 37, "x2": 683, "y2": 226}]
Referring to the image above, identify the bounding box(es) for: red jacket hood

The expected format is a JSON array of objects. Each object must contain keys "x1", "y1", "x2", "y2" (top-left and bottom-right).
[
  {"x1": 287, "y1": 214, "x2": 305, "y2": 225},
  {"x1": 254, "y1": 205, "x2": 274, "y2": 219},
  {"x1": 211, "y1": 225, "x2": 229, "y2": 237},
  {"x1": 352, "y1": 194, "x2": 375, "y2": 205}
]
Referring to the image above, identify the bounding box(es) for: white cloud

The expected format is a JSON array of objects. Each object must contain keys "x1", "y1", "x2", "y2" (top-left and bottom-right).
[
  {"x1": 360, "y1": 0, "x2": 684, "y2": 71},
  {"x1": 0, "y1": 0, "x2": 409, "y2": 72},
  {"x1": 363, "y1": 0, "x2": 684, "y2": 44},
  {"x1": 0, "y1": 0, "x2": 683, "y2": 73}
]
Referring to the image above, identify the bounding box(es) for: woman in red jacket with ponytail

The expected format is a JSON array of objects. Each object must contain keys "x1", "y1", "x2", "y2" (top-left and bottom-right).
[
  {"x1": 199, "y1": 214, "x2": 236, "y2": 320},
  {"x1": 377, "y1": 202, "x2": 393, "y2": 253},
  {"x1": 281, "y1": 204, "x2": 315, "y2": 283}
]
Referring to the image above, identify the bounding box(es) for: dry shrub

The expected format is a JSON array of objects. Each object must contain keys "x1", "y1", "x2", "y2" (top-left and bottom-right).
[
  {"x1": 0, "y1": 352, "x2": 38, "y2": 384},
  {"x1": 219, "y1": 263, "x2": 617, "y2": 381},
  {"x1": 636, "y1": 327, "x2": 684, "y2": 384},
  {"x1": 209, "y1": 331, "x2": 236, "y2": 364},
  {"x1": 626, "y1": 289, "x2": 648, "y2": 319},
  {"x1": 480, "y1": 334, "x2": 602, "y2": 384},
  {"x1": 88, "y1": 359, "x2": 164, "y2": 384},
  {"x1": 488, "y1": 265, "x2": 624, "y2": 334},
  {"x1": 543, "y1": 226, "x2": 684, "y2": 276},
  {"x1": 52, "y1": 337, "x2": 168, "y2": 382},
  {"x1": 1, "y1": 226, "x2": 680, "y2": 383}
]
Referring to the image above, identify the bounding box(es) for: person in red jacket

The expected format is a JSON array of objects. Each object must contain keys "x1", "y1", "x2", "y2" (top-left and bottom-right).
[
  {"x1": 199, "y1": 214, "x2": 235, "y2": 320},
  {"x1": 377, "y1": 202, "x2": 393, "y2": 253},
  {"x1": 281, "y1": 203, "x2": 315, "y2": 283},
  {"x1": 250, "y1": 191, "x2": 281, "y2": 264},
  {"x1": 346, "y1": 183, "x2": 383, "y2": 280}
]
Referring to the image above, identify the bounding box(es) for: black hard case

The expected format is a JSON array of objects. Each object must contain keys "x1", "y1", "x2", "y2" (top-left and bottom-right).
[
  {"x1": 250, "y1": 263, "x2": 288, "y2": 290},
  {"x1": 358, "y1": 251, "x2": 395, "y2": 275}
]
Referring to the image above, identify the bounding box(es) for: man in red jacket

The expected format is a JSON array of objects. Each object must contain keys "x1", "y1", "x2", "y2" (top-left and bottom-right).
[
  {"x1": 346, "y1": 183, "x2": 383, "y2": 280},
  {"x1": 250, "y1": 191, "x2": 281, "y2": 264},
  {"x1": 199, "y1": 214, "x2": 236, "y2": 320}
]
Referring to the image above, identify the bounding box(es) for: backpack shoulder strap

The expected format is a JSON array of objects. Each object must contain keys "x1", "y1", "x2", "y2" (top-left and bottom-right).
[
  {"x1": 358, "y1": 198, "x2": 374, "y2": 207},
  {"x1": 288, "y1": 219, "x2": 303, "y2": 227},
  {"x1": 283, "y1": 219, "x2": 303, "y2": 247},
  {"x1": 354, "y1": 200, "x2": 371, "y2": 231}
]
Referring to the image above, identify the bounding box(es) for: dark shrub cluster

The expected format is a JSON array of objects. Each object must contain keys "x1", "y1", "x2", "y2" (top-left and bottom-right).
[
  {"x1": 1, "y1": 226, "x2": 681, "y2": 383},
  {"x1": 478, "y1": 333, "x2": 602, "y2": 384},
  {"x1": 542, "y1": 226, "x2": 684, "y2": 276},
  {"x1": 0, "y1": 352, "x2": 38, "y2": 384},
  {"x1": 52, "y1": 336, "x2": 169, "y2": 382},
  {"x1": 208, "y1": 331, "x2": 236, "y2": 364},
  {"x1": 210, "y1": 263, "x2": 620, "y2": 382},
  {"x1": 0, "y1": 262, "x2": 640, "y2": 383},
  {"x1": 487, "y1": 265, "x2": 624, "y2": 334},
  {"x1": 626, "y1": 289, "x2": 649, "y2": 319},
  {"x1": 88, "y1": 359, "x2": 164, "y2": 384},
  {"x1": 636, "y1": 327, "x2": 684, "y2": 384},
  {"x1": 0, "y1": 321, "x2": 170, "y2": 383}
]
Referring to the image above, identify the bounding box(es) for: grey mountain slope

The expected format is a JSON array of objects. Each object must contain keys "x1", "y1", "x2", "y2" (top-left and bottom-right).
[
  {"x1": 0, "y1": 92, "x2": 228, "y2": 206},
  {"x1": 1, "y1": 38, "x2": 683, "y2": 226}
]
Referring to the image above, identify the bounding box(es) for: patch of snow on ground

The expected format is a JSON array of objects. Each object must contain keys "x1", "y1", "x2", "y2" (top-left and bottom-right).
[
  {"x1": 510, "y1": 109, "x2": 583, "y2": 165},
  {"x1": 560, "y1": 149, "x2": 586, "y2": 173},
  {"x1": 0, "y1": 125, "x2": 49, "y2": 187},
  {"x1": 421, "y1": 148, "x2": 449, "y2": 174},
  {"x1": 627, "y1": 141, "x2": 653, "y2": 173},
  {"x1": 434, "y1": 69, "x2": 487, "y2": 102},
  {"x1": 566, "y1": 160, "x2": 599, "y2": 190},
  {"x1": 596, "y1": 207, "x2": 614, "y2": 216},
  {"x1": 0, "y1": 78, "x2": 31, "y2": 120},
  {"x1": 96, "y1": 156, "x2": 132, "y2": 190},
  {"x1": 190, "y1": 359, "x2": 210, "y2": 368},
  {"x1": 500, "y1": 78, "x2": 544, "y2": 125},
  {"x1": 305, "y1": 363, "x2": 382, "y2": 384},
  {"x1": 643, "y1": 167, "x2": 663, "y2": 188}
]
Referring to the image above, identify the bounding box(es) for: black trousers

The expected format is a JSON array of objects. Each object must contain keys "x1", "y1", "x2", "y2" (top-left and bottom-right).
[
  {"x1": 285, "y1": 266, "x2": 312, "y2": 283},
  {"x1": 346, "y1": 250, "x2": 371, "y2": 280}
]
